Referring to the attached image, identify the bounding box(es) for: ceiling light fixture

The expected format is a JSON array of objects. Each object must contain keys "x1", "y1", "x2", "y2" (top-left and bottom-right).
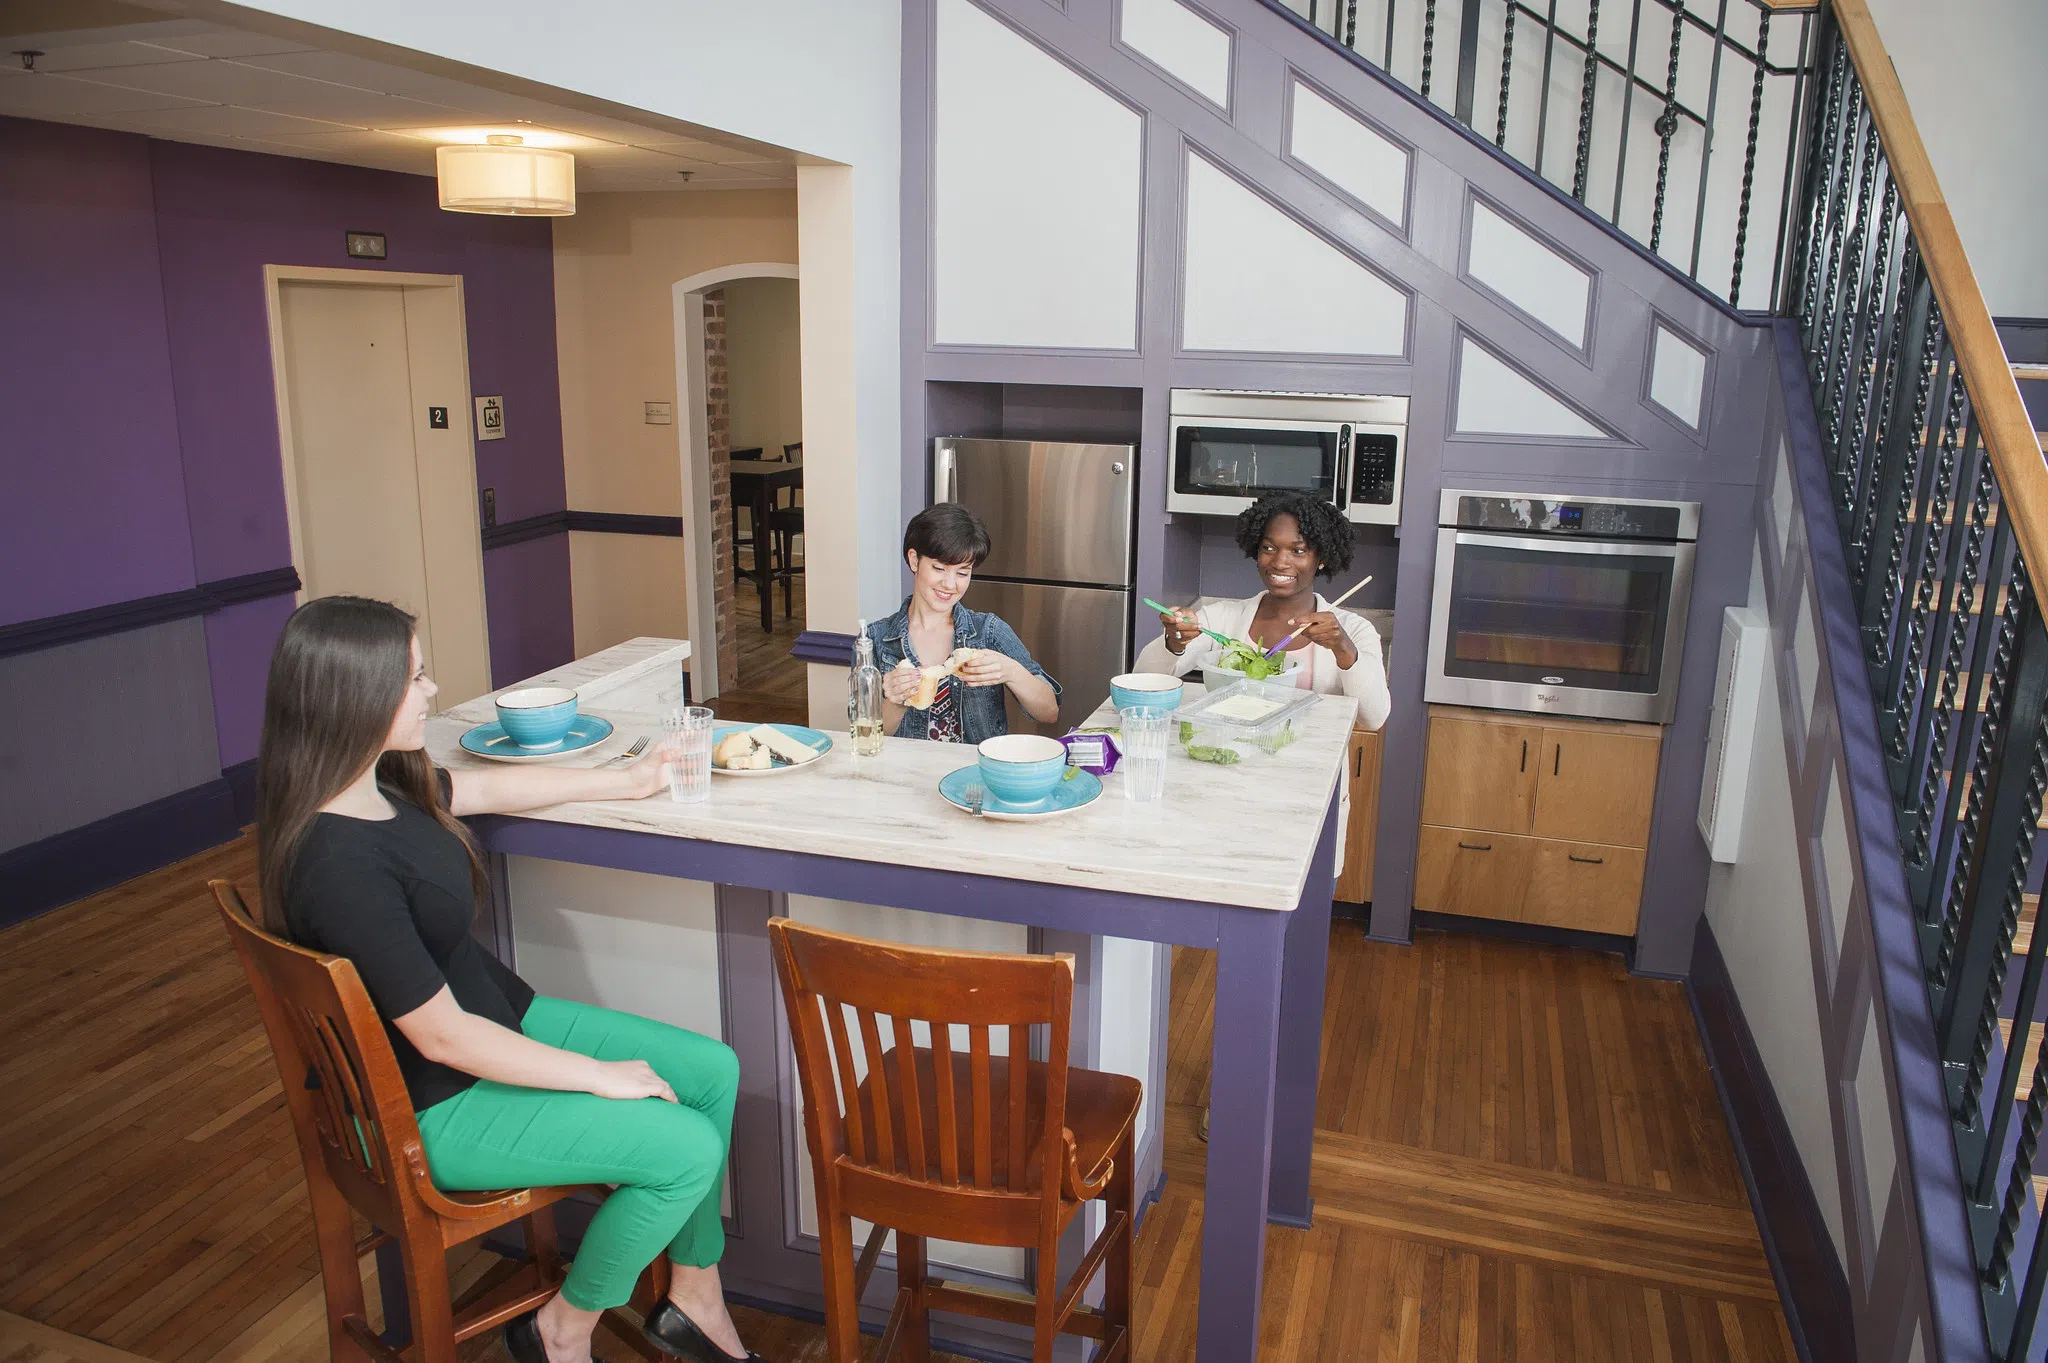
[{"x1": 436, "y1": 134, "x2": 575, "y2": 216}]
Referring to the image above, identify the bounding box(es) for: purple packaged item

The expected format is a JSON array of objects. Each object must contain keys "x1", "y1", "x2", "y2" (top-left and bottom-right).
[{"x1": 1058, "y1": 729, "x2": 1123, "y2": 775}]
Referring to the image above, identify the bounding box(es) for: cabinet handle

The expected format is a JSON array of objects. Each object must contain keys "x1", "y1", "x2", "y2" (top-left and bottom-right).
[
  {"x1": 1520, "y1": 739, "x2": 1527, "y2": 772},
  {"x1": 1353, "y1": 748, "x2": 1362, "y2": 779},
  {"x1": 1568, "y1": 853, "x2": 1605, "y2": 865},
  {"x1": 1458, "y1": 841, "x2": 1493, "y2": 852},
  {"x1": 1554, "y1": 743, "x2": 1561, "y2": 777}
]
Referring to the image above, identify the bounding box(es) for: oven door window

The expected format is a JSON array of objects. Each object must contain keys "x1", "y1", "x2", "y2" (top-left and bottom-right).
[
  {"x1": 1442, "y1": 538, "x2": 1675, "y2": 693},
  {"x1": 1173, "y1": 425, "x2": 1337, "y2": 499}
]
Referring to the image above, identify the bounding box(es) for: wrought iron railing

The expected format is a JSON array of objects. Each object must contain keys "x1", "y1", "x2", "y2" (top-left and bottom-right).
[
  {"x1": 1275, "y1": 0, "x2": 1819, "y2": 309},
  {"x1": 1784, "y1": 1, "x2": 2048, "y2": 1356}
]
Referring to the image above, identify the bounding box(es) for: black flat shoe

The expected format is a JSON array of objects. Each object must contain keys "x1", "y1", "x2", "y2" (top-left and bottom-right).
[
  {"x1": 642, "y1": 1300, "x2": 767, "y2": 1363},
  {"x1": 504, "y1": 1307, "x2": 615, "y2": 1363}
]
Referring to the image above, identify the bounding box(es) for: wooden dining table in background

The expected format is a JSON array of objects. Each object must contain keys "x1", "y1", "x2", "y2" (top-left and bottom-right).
[{"x1": 728, "y1": 454, "x2": 802, "y2": 631}]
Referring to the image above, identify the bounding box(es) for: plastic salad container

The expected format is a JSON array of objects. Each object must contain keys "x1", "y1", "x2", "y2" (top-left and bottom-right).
[{"x1": 1174, "y1": 678, "x2": 1323, "y2": 763}]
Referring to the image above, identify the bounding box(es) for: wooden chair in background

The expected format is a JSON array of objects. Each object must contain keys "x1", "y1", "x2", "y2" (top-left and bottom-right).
[
  {"x1": 768, "y1": 441, "x2": 804, "y2": 616},
  {"x1": 768, "y1": 918, "x2": 1138, "y2": 1363},
  {"x1": 210, "y1": 880, "x2": 668, "y2": 1363}
]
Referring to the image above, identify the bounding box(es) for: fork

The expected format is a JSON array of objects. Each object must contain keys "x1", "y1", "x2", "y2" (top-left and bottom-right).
[
  {"x1": 965, "y1": 784, "x2": 985, "y2": 818},
  {"x1": 604, "y1": 736, "x2": 650, "y2": 766}
]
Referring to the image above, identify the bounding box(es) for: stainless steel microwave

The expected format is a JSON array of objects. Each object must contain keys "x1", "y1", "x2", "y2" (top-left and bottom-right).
[
  {"x1": 1424, "y1": 490, "x2": 1699, "y2": 724},
  {"x1": 1166, "y1": 390, "x2": 1407, "y2": 525}
]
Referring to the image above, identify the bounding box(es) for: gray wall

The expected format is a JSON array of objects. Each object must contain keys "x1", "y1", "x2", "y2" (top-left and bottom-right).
[{"x1": 901, "y1": 0, "x2": 1780, "y2": 974}]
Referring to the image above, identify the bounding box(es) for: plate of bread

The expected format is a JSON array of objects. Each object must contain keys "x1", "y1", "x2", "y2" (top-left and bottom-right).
[
  {"x1": 898, "y1": 648, "x2": 985, "y2": 709},
  {"x1": 710, "y1": 722, "x2": 833, "y2": 775}
]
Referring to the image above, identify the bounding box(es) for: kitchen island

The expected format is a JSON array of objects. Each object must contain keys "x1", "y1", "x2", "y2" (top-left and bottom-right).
[{"x1": 427, "y1": 638, "x2": 1351, "y2": 1361}]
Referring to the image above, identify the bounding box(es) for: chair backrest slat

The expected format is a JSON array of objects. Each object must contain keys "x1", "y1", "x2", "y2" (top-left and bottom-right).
[
  {"x1": 821, "y1": 998, "x2": 867, "y2": 1166},
  {"x1": 930, "y1": 1021, "x2": 961, "y2": 1187},
  {"x1": 855, "y1": 1007, "x2": 895, "y2": 1172},
  {"x1": 969, "y1": 1024, "x2": 994, "y2": 1189},
  {"x1": 1005, "y1": 1023, "x2": 1029, "y2": 1190},
  {"x1": 768, "y1": 919, "x2": 1073, "y2": 1210}
]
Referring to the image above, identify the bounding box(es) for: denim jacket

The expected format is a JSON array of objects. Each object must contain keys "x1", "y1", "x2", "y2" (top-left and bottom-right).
[{"x1": 865, "y1": 600, "x2": 1061, "y2": 743}]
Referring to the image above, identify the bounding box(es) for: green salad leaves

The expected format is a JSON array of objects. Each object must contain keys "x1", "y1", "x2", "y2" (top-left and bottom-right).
[{"x1": 1216, "y1": 639, "x2": 1285, "y2": 680}]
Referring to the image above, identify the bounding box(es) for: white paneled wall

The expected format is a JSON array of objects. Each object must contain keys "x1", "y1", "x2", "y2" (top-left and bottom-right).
[
  {"x1": 1118, "y1": 0, "x2": 1233, "y2": 108},
  {"x1": 1464, "y1": 197, "x2": 1592, "y2": 350},
  {"x1": 933, "y1": 0, "x2": 1143, "y2": 349},
  {"x1": 1820, "y1": 778, "x2": 1853, "y2": 964},
  {"x1": 1286, "y1": 77, "x2": 1410, "y2": 229},
  {"x1": 1452, "y1": 337, "x2": 1606, "y2": 438},
  {"x1": 1852, "y1": 1009, "x2": 1897, "y2": 1252},
  {"x1": 1181, "y1": 153, "x2": 1408, "y2": 356}
]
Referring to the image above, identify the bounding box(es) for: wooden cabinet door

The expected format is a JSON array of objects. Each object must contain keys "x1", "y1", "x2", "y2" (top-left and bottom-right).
[
  {"x1": 1421, "y1": 715, "x2": 1541, "y2": 834},
  {"x1": 1335, "y1": 728, "x2": 1383, "y2": 903},
  {"x1": 1413, "y1": 825, "x2": 1537, "y2": 919},
  {"x1": 1523, "y1": 841, "x2": 1647, "y2": 935},
  {"x1": 1531, "y1": 727, "x2": 1661, "y2": 847}
]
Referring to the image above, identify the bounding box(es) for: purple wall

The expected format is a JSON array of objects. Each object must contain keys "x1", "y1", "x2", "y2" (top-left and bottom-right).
[
  {"x1": 1, "y1": 121, "x2": 197, "y2": 622},
  {"x1": 2, "y1": 116, "x2": 576, "y2": 768}
]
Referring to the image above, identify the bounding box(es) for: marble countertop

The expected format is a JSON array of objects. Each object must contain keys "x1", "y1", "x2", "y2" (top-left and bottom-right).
[{"x1": 427, "y1": 638, "x2": 1352, "y2": 912}]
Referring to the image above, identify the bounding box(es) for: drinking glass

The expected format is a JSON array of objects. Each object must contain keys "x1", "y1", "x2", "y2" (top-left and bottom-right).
[
  {"x1": 664, "y1": 706, "x2": 714, "y2": 804},
  {"x1": 1118, "y1": 708, "x2": 1172, "y2": 803}
]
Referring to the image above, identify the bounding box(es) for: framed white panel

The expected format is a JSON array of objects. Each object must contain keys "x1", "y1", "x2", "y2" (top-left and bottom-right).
[
  {"x1": 1118, "y1": 0, "x2": 1232, "y2": 109},
  {"x1": 933, "y1": 0, "x2": 1143, "y2": 350},
  {"x1": 1286, "y1": 78, "x2": 1408, "y2": 231},
  {"x1": 1794, "y1": 581, "x2": 1821, "y2": 731},
  {"x1": 1097, "y1": 936, "x2": 1159, "y2": 1139},
  {"x1": 1819, "y1": 776, "x2": 1854, "y2": 962},
  {"x1": 1649, "y1": 322, "x2": 1710, "y2": 429},
  {"x1": 1771, "y1": 434, "x2": 1795, "y2": 559},
  {"x1": 1852, "y1": 1009, "x2": 1897, "y2": 1243},
  {"x1": 1451, "y1": 337, "x2": 1607, "y2": 438},
  {"x1": 785, "y1": 896, "x2": 1029, "y2": 1279},
  {"x1": 1181, "y1": 153, "x2": 1407, "y2": 357},
  {"x1": 505, "y1": 857, "x2": 722, "y2": 1039},
  {"x1": 1464, "y1": 197, "x2": 1593, "y2": 350}
]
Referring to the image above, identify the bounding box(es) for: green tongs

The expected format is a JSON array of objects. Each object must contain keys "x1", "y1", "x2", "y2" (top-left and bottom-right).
[{"x1": 1142, "y1": 598, "x2": 1238, "y2": 649}]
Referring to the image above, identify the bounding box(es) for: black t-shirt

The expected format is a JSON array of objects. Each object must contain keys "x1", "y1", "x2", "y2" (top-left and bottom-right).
[{"x1": 284, "y1": 770, "x2": 534, "y2": 1112}]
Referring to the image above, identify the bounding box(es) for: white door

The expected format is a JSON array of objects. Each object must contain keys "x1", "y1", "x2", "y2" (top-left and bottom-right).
[{"x1": 277, "y1": 279, "x2": 491, "y2": 706}]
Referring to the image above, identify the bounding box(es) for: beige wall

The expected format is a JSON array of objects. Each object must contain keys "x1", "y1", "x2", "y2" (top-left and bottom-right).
[
  {"x1": 552, "y1": 190, "x2": 799, "y2": 659},
  {"x1": 723, "y1": 277, "x2": 803, "y2": 460}
]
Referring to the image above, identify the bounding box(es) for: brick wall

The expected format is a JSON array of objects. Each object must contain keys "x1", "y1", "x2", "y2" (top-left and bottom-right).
[{"x1": 704, "y1": 289, "x2": 739, "y2": 693}]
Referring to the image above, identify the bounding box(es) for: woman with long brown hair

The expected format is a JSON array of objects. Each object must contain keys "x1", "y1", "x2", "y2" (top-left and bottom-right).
[{"x1": 258, "y1": 596, "x2": 765, "y2": 1363}]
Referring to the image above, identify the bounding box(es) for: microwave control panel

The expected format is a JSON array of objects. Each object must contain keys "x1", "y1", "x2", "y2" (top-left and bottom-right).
[{"x1": 1350, "y1": 433, "x2": 1400, "y2": 506}]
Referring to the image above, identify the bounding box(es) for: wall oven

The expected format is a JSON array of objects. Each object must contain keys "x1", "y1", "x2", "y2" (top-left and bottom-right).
[
  {"x1": 1425, "y1": 490, "x2": 1699, "y2": 724},
  {"x1": 1166, "y1": 389, "x2": 1406, "y2": 525}
]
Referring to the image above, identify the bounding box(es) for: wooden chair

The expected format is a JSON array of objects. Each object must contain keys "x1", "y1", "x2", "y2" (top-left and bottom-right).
[
  {"x1": 767, "y1": 441, "x2": 804, "y2": 614},
  {"x1": 768, "y1": 918, "x2": 1137, "y2": 1363},
  {"x1": 210, "y1": 880, "x2": 668, "y2": 1363}
]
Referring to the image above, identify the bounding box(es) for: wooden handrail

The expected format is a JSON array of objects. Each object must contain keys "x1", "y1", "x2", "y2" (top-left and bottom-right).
[{"x1": 1829, "y1": 0, "x2": 2046, "y2": 577}]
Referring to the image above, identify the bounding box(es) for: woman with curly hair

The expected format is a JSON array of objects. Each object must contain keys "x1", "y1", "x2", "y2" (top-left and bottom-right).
[{"x1": 1133, "y1": 490, "x2": 1390, "y2": 729}]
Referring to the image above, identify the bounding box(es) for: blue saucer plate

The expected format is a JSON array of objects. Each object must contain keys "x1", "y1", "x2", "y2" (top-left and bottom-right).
[
  {"x1": 938, "y1": 765, "x2": 1102, "y2": 822},
  {"x1": 710, "y1": 722, "x2": 834, "y2": 776},
  {"x1": 460, "y1": 714, "x2": 615, "y2": 763}
]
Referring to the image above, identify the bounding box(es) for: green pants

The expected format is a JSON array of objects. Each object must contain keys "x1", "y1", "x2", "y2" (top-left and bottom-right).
[{"x1": 416, "y1": 995, "x2": 738, "y2": 1311}]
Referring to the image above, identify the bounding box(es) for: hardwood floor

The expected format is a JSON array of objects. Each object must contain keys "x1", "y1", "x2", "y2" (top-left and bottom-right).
[
  {"x1": 715, "y1": 574, "x2": 810, "y2": 727},
  {"x1": 1133, "y1": 933, "x2": 1797, "y2": 1361},
  {"x1": 3, "y1": 838, "x2": 1792, "y2": 1361}
]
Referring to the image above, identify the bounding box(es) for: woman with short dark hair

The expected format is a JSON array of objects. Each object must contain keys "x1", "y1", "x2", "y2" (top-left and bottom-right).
[
  {"x1": 1133, "y1": 490, "x2": 1390, "y2": 728},
  {"x1": 863, "y1": 503, "x2": 1061, "y2": 741},
  {"x1": 259, "y1": 596, "x2": 766, "y2": 1363}
]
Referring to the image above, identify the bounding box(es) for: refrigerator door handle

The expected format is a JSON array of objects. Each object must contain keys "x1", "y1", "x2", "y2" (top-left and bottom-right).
[{"x1": 933, "y1": 445, "x2": 957, "y2": 504}]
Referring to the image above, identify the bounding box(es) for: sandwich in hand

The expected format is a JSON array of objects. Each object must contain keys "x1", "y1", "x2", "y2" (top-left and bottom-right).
[{"x1": 899, "y1": 648, "x2": 985, "y2": 710}]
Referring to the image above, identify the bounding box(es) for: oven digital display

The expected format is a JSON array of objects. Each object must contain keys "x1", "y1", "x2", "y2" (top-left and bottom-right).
[{"x1": 1557, "y1": 505, "x2": 1583, "y2": 529}]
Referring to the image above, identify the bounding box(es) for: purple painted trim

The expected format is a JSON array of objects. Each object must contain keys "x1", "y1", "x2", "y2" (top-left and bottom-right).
[
  {"x1": 1269, "y1": 796, "x2": 1340, "y2": 1222},
  {"x1": 1689, "y1": 915, "x2": 1854, "y2": 1362},
  {"x1": 0, "y1": 566, "x2": 298, "y2": 659},
  {"x1": 0, "y1": 776, "x2": 239, "y2": 927},
  {"x1": 1248, "y1": 0, "x2": 1773, "y2": 327},
  {"x1": 1772, "y1": 318, "x2": 1987, "y2": 1363},
  {"x1": 790, "y1": 630, "x2": 857, "y2": 666}
]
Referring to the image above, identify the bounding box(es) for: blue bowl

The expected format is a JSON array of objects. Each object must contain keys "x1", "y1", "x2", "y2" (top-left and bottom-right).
[
  {"x1": 494, "y1": 686, "x2": 580, "y2": 749},
  {"x1": 1109, "y1": 672, "x2": 1184, "y2": 715},
  {"x1": 977, "y1": 734, "x2": 1069, "y2": 806}
]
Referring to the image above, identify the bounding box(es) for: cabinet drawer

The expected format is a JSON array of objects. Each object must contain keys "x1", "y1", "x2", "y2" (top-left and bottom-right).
[
  {"x1": 1413, "y1": 825, "x2": 1537, "y2": 919},
  {"x1": 1523, "y1": 841, "x2": 1645, "y2": 935},
  {"x1": 1531, "y1": 728, "x2": 1661, "y2": 847},
  {"x1": 1421, "y1": 716, "x2": 1540, "y2": 834}
]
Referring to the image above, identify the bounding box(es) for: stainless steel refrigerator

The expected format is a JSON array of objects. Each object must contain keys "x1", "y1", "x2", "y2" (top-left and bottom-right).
[{"x1": 932, "y1": 437, "x2": 1136, "y2": 735}]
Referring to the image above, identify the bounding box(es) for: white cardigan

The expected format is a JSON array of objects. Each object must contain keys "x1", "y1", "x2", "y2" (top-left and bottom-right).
[{"x1": 1133, "y1": 593, "x2": 1391, "y2": 731}]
